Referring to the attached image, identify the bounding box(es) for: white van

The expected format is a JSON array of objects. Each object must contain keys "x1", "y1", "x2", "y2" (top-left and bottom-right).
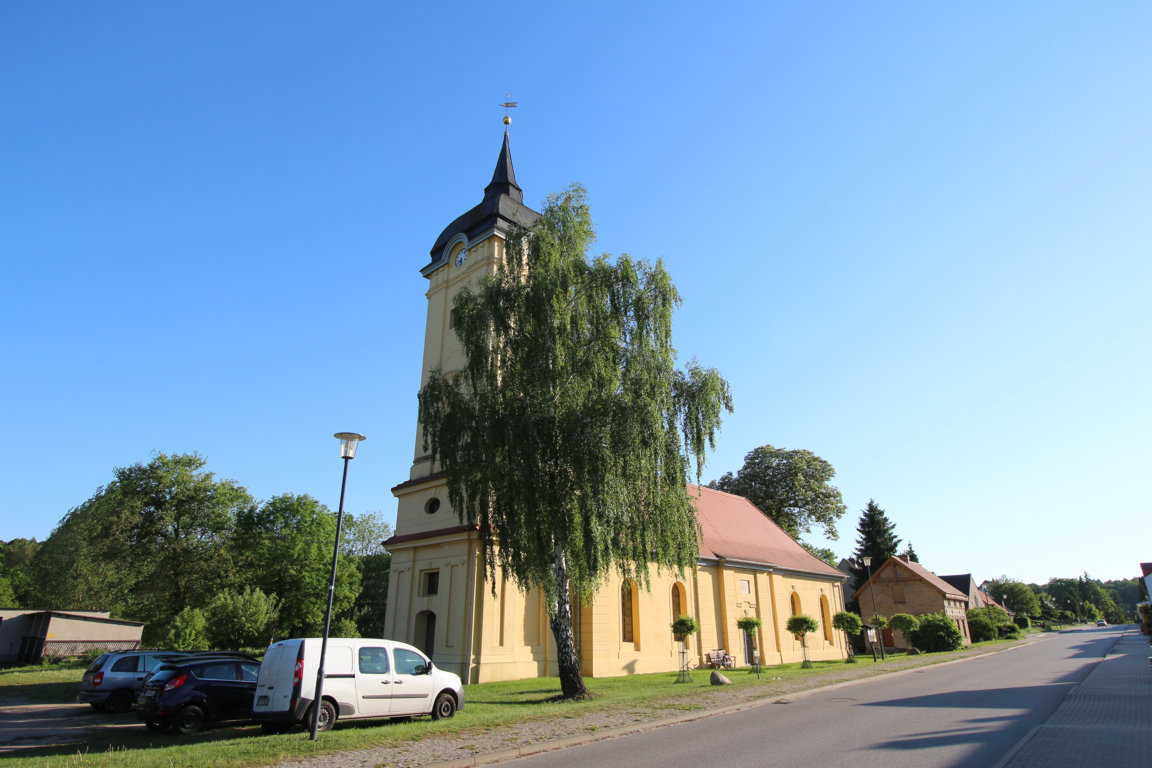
[{"x1": 251, "y1": 638, "x2": 464, "y2": 732}]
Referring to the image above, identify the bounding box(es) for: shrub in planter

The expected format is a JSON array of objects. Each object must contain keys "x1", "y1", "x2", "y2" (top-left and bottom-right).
[
  {"x1": 736, "y1": 616, "x2": 762, "y2": 634},
  {"x1": 908, "y1": 612, "x2": 963, "y2": 653},
  {"x1": 671, "y1": 615, "x2": 700, "y2": 639},
  {"x1": 832, "y1": 611, "x2": 863, "y2": 663},
  {"x1": 786, "y1": 614, "x2": 820, "y2": 668}
]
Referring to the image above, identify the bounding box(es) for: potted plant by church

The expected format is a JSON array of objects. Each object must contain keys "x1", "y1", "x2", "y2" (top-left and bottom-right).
[
  {"x1": 736, "y1": 616, "x2": 762, "y2": 669},
  {"x1": 832, "y1": 611, "x2": 863, "y2": 663},
  {"x1": 786, "y1": 614, "x2": 820, "y2": 669},
  {"x1": 671, "y1": 615, "x2": 700, "y2": 683}
]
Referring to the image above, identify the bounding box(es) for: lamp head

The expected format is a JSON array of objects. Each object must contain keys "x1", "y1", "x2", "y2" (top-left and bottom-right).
[
  {"x1": 862, "y1": 556, "x2": 872, "y2": 567},
  {"x1": 334, "y1": 432, "x2": 366, "y2": 459}
]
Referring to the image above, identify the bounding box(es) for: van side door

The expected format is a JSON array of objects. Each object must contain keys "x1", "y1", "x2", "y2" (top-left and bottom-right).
[
  {"x1": 355, "y1": 645, "x2": 393, "y2": 716},
  {"x1": 389, "y1": 648, "x2": 435, "y2": 715}
]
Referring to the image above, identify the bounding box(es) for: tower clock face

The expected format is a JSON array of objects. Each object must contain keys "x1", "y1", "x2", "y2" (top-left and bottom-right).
[{"x1": 454, "y1": 248, "x2": 468, "y2": 267}]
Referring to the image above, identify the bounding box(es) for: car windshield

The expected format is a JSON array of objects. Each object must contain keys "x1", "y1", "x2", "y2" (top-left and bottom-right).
[{"x1": 85, "y1": 654, "x2": 109, "y2": 673}]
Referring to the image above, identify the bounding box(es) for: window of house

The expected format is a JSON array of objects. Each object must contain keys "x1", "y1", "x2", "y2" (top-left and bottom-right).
[
  {"x1": 422, "y1": 570, "x2": 440, "y2": 596},
  {"x1": 892, "y1": 583, "x2": 906, "y2": 603},
  {"x1": 740, "y1": 579, "x2": 751, "y2": 594},
  {"x1": 821, "y1": 595, "x2": 834, "y2": 644},
  {"x1": 448, "y1": 308, "x2": 457, "y2": 329},
  {"x1": 621, "y1": 581, "x2": 635, "y2": 643}
]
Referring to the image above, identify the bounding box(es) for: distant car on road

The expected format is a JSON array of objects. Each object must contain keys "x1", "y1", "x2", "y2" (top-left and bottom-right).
[
  {"x1": 1096, "y1": 619, "x2": 1107, "y2": 626},
  {"x1": 136, "y1": 656, "x2": 262, "y2": 733}
]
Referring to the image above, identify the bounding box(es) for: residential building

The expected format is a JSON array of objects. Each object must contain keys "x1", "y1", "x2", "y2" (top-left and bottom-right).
[{"x1": 853, "y1": 557, "x2": 971, "y2": 649}]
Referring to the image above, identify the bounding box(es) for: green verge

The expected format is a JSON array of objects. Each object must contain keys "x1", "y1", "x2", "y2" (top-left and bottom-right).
[{"x1": 0, "y1": 638, "x2": 1029, "y2": 768}]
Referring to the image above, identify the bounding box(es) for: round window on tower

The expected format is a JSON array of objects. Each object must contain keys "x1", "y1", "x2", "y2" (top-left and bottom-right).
[{"x1": 424, "y1": 498, "x2": 441, "y2": 515}]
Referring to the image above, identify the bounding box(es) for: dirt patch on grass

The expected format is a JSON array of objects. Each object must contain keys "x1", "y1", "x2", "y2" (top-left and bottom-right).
[{"x1": 0, "y1": 702, "x2": 139, "y2": 753}]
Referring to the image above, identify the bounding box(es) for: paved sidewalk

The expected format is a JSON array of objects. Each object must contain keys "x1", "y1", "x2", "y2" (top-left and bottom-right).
[{"x1": 1000, "y1": 628, "x2": 1151, "y2": 767}]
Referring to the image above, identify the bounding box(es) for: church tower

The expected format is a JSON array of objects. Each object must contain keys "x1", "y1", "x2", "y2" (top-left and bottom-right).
[{"x1": 383, "y1": 131, "x2": 541, "y2": 681}]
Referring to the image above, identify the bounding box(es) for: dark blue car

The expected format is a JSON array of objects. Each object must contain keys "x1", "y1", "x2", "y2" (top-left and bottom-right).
[{"x1": 136, "y1": 656, "x2": 261, "y2": 733}]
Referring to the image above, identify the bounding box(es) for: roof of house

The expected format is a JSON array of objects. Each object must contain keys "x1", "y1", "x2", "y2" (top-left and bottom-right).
[
  {"x1": 688, "y1": 484, "x2": 844, "y2": 579},
  {"x1": 853, "y1": 556, "x2": 967, "y2": 600},
  {"x1": 939, "y1": 573, "x2": 977, "y2": 596},
  {"x1": 386, "y1": 480, "x2": 844, "y2": 580}
]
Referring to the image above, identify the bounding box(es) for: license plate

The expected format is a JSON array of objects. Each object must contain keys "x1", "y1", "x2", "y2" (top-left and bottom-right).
[{"x1": 256, "y1": 696, "x2": 269, "y2": 706}]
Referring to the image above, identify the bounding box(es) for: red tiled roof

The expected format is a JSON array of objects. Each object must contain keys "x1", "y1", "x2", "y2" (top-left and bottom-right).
[
  {"x1": 855, "y1": 556, "x2": 966, "y2": 600},
  {"x1": 688, "y1": 484, "x2": 844, "y2": 578}
]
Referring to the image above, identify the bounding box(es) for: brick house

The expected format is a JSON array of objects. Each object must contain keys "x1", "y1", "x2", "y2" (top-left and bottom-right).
[{"x1": 853, "y1": 557, "x2": 971, "y2": 649}]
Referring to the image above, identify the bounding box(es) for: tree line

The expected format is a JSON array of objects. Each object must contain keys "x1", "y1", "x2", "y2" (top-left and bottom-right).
[
  {"x1": 839, "y1": 496, "x2": 1144, "y2": 624},
  {"x1": 0, "y1": 453, "x2": 392, "y2": 648}
]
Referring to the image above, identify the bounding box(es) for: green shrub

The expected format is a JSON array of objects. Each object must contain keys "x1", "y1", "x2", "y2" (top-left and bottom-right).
[
  {"x1": 889, "y1": 613, "x2": 920, "y2": 637},
  {"x1": 968, "y1": 613, "x2": 995, "y2": 642},
  {"x1": 332, "y1": 617, "x2": 361, "y2": 638},
  {"x1": 998, "y1": 623, "x2": 1021, "y2": 640},
  {"x1": 908, "y1": 612, "x2": 963, "y2": 652},
  {"x1": 1013, "y1": 615, "x2": 1031, "y2": 630},
  {"x1": 206, "y1": 587, "x2": 279, "y2": 649},
  {"x1": 165, "y1": 606, "x2": 210, "y2": 650}
]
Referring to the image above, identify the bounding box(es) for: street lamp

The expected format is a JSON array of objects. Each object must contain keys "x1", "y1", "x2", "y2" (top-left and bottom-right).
[
  {"x1": 310, "y1": 431, "x2": 365, "y2": 740},
  {"x1": 862, "y1": 556, "x2": 886, "y2": 661}
]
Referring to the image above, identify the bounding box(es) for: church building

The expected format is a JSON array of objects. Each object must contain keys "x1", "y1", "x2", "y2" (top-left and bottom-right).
[{"x1": 382, "y1": 130, "x2": 848, "y2": 683}]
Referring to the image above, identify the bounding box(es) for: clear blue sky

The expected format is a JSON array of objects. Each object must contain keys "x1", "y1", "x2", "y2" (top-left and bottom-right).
[{"x1": 2, "y1": 3, "x2": 1148, "y2": 586}]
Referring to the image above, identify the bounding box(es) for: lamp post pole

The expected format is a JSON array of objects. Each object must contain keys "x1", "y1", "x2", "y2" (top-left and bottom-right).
[
  {"x1": 863, "y1": 556, "x2": 885, "y2": 661},
  {"x1": 310, "y1": 432, "x2": 365, "y2": 741}
]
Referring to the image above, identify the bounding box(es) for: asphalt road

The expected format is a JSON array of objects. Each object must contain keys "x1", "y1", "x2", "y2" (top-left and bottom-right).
[{"x1": 494, "y1": 628, "x2": 1121, "y2": 768}]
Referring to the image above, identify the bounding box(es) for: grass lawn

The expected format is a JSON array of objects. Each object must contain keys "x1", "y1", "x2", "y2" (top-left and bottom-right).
[{"x1": 0, "y1": 638, "x2": 1028, "y2": 768}]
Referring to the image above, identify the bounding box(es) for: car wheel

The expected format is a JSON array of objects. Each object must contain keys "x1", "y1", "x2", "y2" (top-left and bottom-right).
[
  {"x1": 310, "y1": 699, "x2": 336, "y2": 732},
  {"x1": 105, "y1": 690, "x2": 133, "y2": 714},
  {"x1": 145, "y1": 719, "x2": 171, "y2": 733},
  {"x1": 174, "y1": 704, "x2": 206, "y2": 734},
  {"x1": 431, "y1": 691, "x2": 456, "y2": 720}
]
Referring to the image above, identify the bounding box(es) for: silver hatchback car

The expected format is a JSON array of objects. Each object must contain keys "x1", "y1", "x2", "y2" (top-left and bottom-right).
[{"x1": 78, "y1": 650, "x2": 185, "y2": 713}]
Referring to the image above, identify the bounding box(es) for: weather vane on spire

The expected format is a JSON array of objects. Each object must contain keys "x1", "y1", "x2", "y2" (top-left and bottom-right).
[{"x1": 500, "y1": 93, "x2": 517, "y2": 126}]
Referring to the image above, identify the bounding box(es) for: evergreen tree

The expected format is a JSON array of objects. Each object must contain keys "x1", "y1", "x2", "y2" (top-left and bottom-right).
[
  {"x1": 848, "y1": 499, "x2": 901, "y2": 587},
  {"x1": 900, "y1": 541, "x2": 920, "y2": 563}
]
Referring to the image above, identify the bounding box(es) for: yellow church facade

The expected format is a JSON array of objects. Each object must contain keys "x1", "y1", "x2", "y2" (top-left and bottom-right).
[{"x1": 383, "y1": 132, "x2": 848, "y2": 683}]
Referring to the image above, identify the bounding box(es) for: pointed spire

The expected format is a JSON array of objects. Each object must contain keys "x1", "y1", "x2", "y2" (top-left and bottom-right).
[{"x1": 483, "y1": 129, "x2": 524, "y2": 203}]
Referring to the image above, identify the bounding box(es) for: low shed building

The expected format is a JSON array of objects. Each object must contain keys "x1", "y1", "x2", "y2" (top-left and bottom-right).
[{"x1": 0, "y1": 610, "x2": 144, "y2": 665}]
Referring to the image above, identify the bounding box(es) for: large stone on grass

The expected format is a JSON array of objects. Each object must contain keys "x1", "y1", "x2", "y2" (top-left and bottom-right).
[{"x1": 709, "y1": 670, "x2": 732, "y2": 686}]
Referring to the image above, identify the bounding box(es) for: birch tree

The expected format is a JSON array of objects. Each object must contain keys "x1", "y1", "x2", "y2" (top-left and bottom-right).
[{"x1": 419, "y1": 185, "x2": 732, "y2": 698}]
